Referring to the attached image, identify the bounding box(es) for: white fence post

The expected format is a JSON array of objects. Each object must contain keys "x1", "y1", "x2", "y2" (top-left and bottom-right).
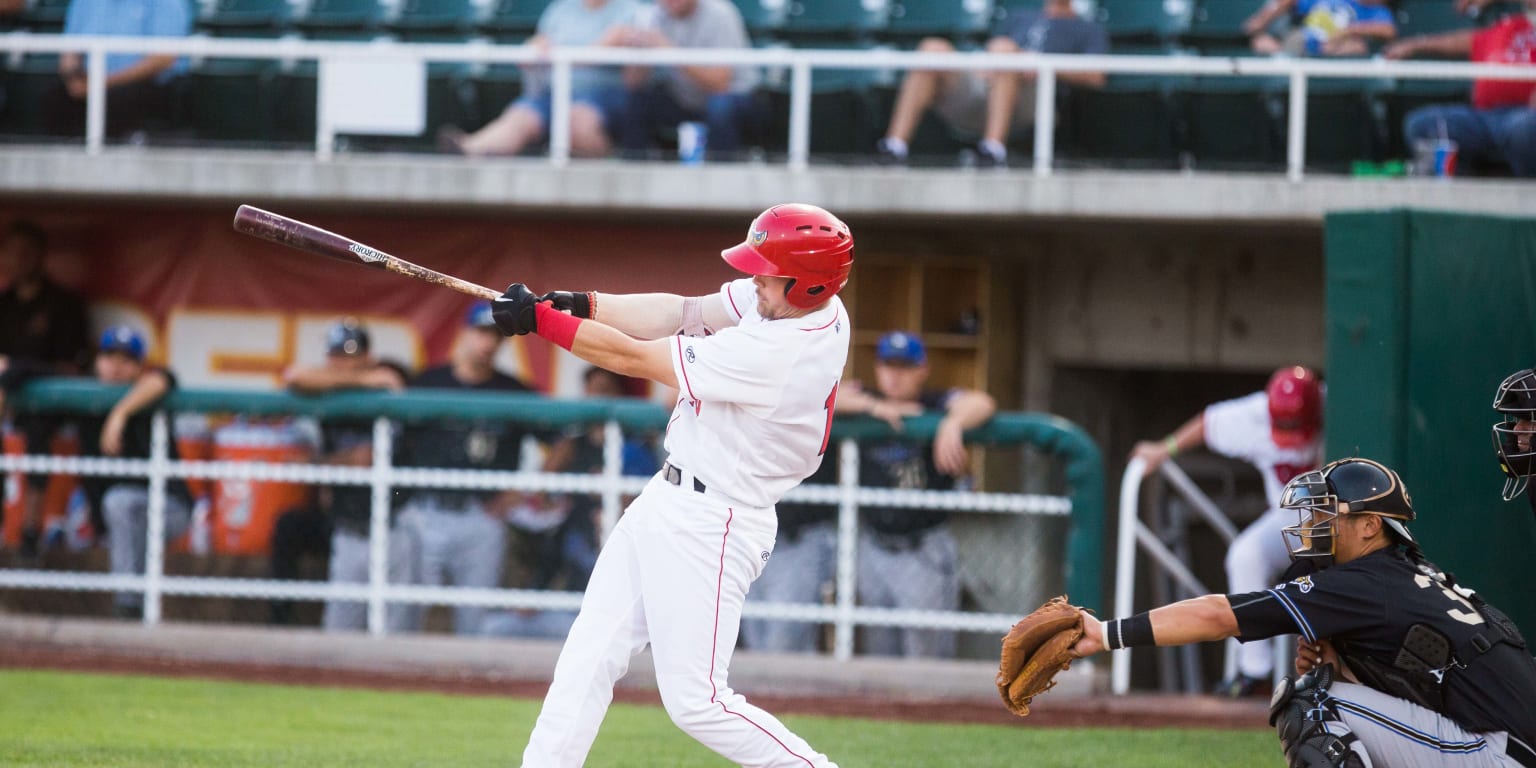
[
  {"x1": 1033, "y1": 65, "x2": 1056, "y2": 177},
  {"x1": 366, "y1": 415, "x2": 393, "y2": 636},
  {"x1": 85, "y1": 43, "x2": 107, "y2": 156},
  {"x1": 143, "y1": 411, "x2": 171, "y2": 626},
  {"x1": 832, "y1": 437, "x2": 859, "y2": 661}
]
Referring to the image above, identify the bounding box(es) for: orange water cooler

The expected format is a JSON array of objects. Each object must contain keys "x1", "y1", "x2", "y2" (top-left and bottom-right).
[
  {"x1": 2, "y1": 429, "x2": 81, "y2": 548},
  {"x1": 209, "y1": 420, "x2": 314, "y2": 556}
]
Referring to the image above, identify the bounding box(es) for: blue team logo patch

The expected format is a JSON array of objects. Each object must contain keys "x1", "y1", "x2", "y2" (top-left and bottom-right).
[
  {"x1": 1289, "y1": 575, "x2": 1315, "y2": 594},
  {"x1": 749, "y1": 230, "x2": 768, "y2": 247}
]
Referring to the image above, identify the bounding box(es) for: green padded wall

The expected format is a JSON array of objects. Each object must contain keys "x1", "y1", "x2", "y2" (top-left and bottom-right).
[{"x1": 1325, "y1": 209, "x2": 1536, "y2": 635}]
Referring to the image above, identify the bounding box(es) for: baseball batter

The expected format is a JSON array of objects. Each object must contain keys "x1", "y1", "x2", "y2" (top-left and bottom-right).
[
  {"x1": 491, "y1": 203, "x2": 852, "y2": 768},
  {"x1": 1133, "y1": 365, "x2": 1323, "y2": 694}
]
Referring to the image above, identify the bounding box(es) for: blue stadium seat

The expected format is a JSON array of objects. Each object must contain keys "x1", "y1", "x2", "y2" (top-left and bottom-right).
[
  {"x1": 885, "y1": 0, "x2": 994, "y2": 43},
  {"x1": 18, "y1": 0, "x2": 70, "y2": 33},
  {"x1": 763, "y1": 43, "x2": 885, "y2": 161},
  {"x1": 296, "y1": 0, "x2": 386, "y2": 35},
  {"x1": 199, "y1": 0, "x2": 292, "y2": 35},
  {"x1": 389, "y1": 0, "x2": 478, "y2": 35},
  {"x1": 1394, "y1": 0, "x2": 1476, "y2": 40},
  {"x1": 1183, "y1": 0, "x2": 1254, "y2": 51},
  {"x1": 729, "y1": 0, "x2": 790, "y2": 40},
  {"x1": 1094, "y1": 0, "x2": 1192, "y2": 44},
  {"x1": 1297, "y1": 77, "x2": 1389, "y2": 171},
  {"x1": 1175, "y1": 75, "x2": 1285, "y2": 170},
  {"x1": 0, "y1": 54, "x2": 61, "y2": 136},
  {"x1": 783, "y1": 0, "x2": 890, "y2": 43},
  {"x1": 187, "y1": 55, "x2": 279, "y2": 144},
  {"x1": 1064, "y1": 74, "x2": 1180, "y2": 169}
]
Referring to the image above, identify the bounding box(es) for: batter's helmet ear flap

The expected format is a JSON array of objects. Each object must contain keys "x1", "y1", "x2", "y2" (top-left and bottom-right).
[{"x1": 721, "y1": 204, "x2": 854, "y2": 310}]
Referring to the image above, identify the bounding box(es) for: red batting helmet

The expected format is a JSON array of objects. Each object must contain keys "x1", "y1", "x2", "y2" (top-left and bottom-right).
[
  {"x1": 1267, "y1": 366, "x2": 1323, "y2": 448},
  {"x1": 721, "y1": 203, "x2": 854, "y2": 309}
]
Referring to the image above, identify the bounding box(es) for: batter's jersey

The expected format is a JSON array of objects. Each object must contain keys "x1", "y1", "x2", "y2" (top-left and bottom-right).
[
  {"x1": 665, "y1": 278, "x2": 848, "y2": 508},
  {"x1": 1229, "y1": 547, "x2": 1536, "y2": 743},
  {"x1": 1204, "y1": 390, "x2": 1321, "y2": 509}
]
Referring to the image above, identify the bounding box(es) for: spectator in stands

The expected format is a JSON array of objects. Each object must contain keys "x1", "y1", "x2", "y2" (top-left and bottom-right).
[
  {"x1": 438, "y1": 0, "x2": 641, "y2": 157},
  {"x1": 1386, "y1": 0, "x2": 1536, "y2": 177},
  {"x1": 611, "y1": 0, "x2": 767, "y2": 160},
  {"x1": 1130, "y1": 366, "x2": 1324, "y2": 698},
  {"x1": 43, "y1": 0, "x2": 192, "y2": 140},
  {"x1": 283, "y1": 318, "x2": 417, "y2": 633},
  {"x1": 83, "y1": 325, "x2": 195, "y2": 619},
  {"x1": 1244, "y1": 0, "x2": 1397, "y2": 57},
  {"x1": 482, "y1": 365, "x2": 659, "y2": 639},
  {"x1": 835, "y1": 331, "x2": 996, "y2": 658},
  {"x1": 395, "y1": 301, "x2": 534, "y2": 635},
  {"x1": 741, "y1": 457, "x2": 836, "y2": 653},
  {"x1": 0, "y1": 220, "x2": 91, "y2": 562},
  {"x1": 874, "y1": 0, "x2": 1107, "y2": 169}
]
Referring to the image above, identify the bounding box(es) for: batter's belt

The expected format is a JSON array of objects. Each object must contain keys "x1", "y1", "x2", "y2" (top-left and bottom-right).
[{"x1": 662, "y1": 462, "x2": 707, "y2": 494}]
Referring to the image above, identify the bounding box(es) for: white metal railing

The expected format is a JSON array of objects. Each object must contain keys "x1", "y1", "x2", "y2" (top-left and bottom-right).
[
  {"x1": 0, "y1": 412, "x2": 1070, "y2": 661},
  {"x1": 1112, "y1": 456, "x2": 1290, "y2": 694},
  {"x1": 3, "y1": 33, "x2": 1535, "y2": 177}
]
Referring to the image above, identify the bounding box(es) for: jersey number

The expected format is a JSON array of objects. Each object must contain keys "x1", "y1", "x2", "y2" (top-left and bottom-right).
[
  {"x1": 1413, "y1": 573, "x2": 1485, "y2": 627},
  {"x1": 819, "y1": 382, "x2": 840, "y2": 457}
]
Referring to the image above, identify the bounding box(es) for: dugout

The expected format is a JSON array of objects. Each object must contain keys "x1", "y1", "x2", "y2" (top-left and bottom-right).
[{"x1": 1326, "y1": 209, "x2": 1536, "y2": 636}]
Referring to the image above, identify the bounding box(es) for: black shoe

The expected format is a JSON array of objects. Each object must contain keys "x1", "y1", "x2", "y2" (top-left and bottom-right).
[
  {"x1": 1215, "y1": 674, "x2": 1273, "y2": 699},
  {"x1": 874, "y1": 138, "x2": 907, "y2": 167},
  {"x1": 967, "y1": 141, "x2": 1008, "y2": 170},
  {"x1": 436, "y1": 125, "x2": 469, "y2": 155}
]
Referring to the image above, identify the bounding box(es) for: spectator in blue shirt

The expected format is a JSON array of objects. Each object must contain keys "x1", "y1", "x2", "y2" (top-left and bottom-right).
[{"x1": 43, "y1": 0, "x2": 192, "y2": 139}]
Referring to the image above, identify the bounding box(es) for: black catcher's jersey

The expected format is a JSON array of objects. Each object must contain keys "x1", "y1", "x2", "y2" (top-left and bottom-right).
[{"x1": 1228, "y1": 547, "x2": 1536, "y2": 743}]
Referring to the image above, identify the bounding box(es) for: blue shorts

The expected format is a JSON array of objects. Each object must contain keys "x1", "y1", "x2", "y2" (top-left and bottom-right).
[{"x1": 511, "y1": 85, "x2": 628, "y2": 130}]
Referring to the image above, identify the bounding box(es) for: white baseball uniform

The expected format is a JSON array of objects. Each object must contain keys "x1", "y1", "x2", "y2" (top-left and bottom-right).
[
  {"x1": 521, "y1": 278, "x2": 845, "y2": 768},
  {"x1": 1204, "y1": 390, "x2": 1322, "y2": 679}
]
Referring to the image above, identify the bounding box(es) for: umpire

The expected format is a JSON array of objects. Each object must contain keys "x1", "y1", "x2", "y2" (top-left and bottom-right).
[{"x1": 1078, "y1": 457, "x2": 1536, "y2": 768}]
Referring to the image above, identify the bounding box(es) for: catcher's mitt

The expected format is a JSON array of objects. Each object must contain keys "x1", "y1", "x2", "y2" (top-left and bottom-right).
[{"x1": 996, "y1": 595, "x2": 1088, "y2": 717}]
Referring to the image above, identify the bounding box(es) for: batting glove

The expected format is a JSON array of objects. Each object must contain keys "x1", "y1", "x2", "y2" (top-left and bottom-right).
[
  {"x1": 540, "y1": 290, "x2": 595, "y2": 319},
  {"x1": 493, "y1": 283, "x2": 540, "y2": 336}
]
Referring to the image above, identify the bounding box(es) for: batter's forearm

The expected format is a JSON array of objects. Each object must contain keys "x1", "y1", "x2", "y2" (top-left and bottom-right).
[
  {"x1": 567, "y1": 320, "x2": 678, "y2": 389},
  {"x1": 590, "y1": 292, "x2": 687, "y2": 339}
]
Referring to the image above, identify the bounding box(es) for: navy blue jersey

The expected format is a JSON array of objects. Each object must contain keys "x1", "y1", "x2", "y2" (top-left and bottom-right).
[
  {"x1": 1229, "y1": 547, "x2": 1536, "y2": 742},
  {"x1": 397, "y1": 365, "x2": 533, "y2": 505},
  {"x1": 860, "y1": 388, "x2": 958, "y2": 535}
]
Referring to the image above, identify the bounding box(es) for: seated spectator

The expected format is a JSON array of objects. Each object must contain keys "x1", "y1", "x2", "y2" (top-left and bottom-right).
[
  {"x1": 439, "y1": 0, "x2": 641, "y2": 157},
  {"x1": 1386, "y1": 0, "x2": 1536, "y2": 177},
  {"x1": 43, "y1": 0, "x2": 192, "y2": 140},
  {"x1": 0, "y1": 220, "x2": 90, "y2": 562},
  {"x1": 1244, "y1": 0, "x2": 1396, "y2": 57},
  {"x1": 283, "y1": 318, "x2": 417, "y2": 633},
  {"x1": 836, "y1": 332, "x2": 996, "y2": 658},
  {"x1": 875, "y1": 0, "x2": 1107, "y2": 168},
  {"x1": 83, "y1": 326, "x2": 195, "y2": 619},
  {"x1": 613, "y1": 0, "x2": 768, "y2": 160}
]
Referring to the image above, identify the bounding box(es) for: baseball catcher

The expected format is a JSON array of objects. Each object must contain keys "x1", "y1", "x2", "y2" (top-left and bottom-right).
[{"x1": 996, "y1": 595, "x2": 1089, "y2": 716}]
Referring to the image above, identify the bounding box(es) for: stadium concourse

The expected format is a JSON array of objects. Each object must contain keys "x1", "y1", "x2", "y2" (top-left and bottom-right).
[{"x1": 0, "y1": 613, "x2": 1268, "y2": 729}]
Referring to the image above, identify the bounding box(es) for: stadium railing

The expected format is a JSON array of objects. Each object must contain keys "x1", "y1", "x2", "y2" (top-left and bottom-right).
[
  {"x1": 2, "y1": 34, "x2": 1533, "y2": 178},
  {"x1": 0, "y1": 378, "x2": 1102, "y2": 663}
]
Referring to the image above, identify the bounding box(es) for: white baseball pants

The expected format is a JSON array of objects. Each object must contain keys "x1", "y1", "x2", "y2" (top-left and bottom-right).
[
  {"x1": 1329, "y1": 682, "x2": 1532, "y2": 767},
  {"x1": 521, "y1": 474, "x2": 838, "y2": 768}
]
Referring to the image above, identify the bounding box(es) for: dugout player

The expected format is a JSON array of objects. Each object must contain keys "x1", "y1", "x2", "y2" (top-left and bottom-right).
[
  {"x1": 1492, "y1": 367, "x2": 1536, "y2": 512},
  {"x1": 1132, "y1": 365, "x2": 1324, "y2": 696},
  {"x1": 396, "y1": 301, "x2": 534, "y2": 635},
  {"x1": 1078, "y1": 457, "x2": 1536, "y2": 768},
  {"x1": 492, "y1": 203, "x2": 851, "y2": 767}
]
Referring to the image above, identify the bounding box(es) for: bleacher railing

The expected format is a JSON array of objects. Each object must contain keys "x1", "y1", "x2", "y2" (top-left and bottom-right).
[
  {"x1": 4, "y1": 34, "x2": 1536, "y2": 178},
  {"x1": 0, "y1": 379, "x2": 1102, "y2": 662}
]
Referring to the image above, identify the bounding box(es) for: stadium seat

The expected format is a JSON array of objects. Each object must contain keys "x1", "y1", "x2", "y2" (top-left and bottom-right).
[
  {"x1": 782, "y1": 0, "x2": 890, "y2": 43},
  {"x1": 885, "y1": 0, "x2": 994, "y2": 44},
  {"x1": 1176, "y1": 75, "x2": 1285, "y2": 170},
  {"x1": 198, "y1": 0, "x2": 292, "y2": 35},
  {"x1": 764, "y1": 43, "x2": 886, "y2": 161},
  {"x1": 0, "y1": 54, "x2": 62, "y2": 137},
  {"x1": 1183, "y1": 0, "x2": 1254, "y2": 51},
  {"x1": 389, "y1": 0, "x2": 479, "y2": 35},
  {"x1": 1297, "y1": 77, "x2": 1389, "y2": 171},
  {"x1": 1394, "y1": 0, "x2": 1476, "y2": 40},
  {"x1": 1063, "y1": 73, "x2": 1180, "y2": 169},
  {"x1": 295, "y1": 0, "x2": 386, "y2": 35},
  {"x1": 18, "y1": 0, "x2": 70, "y2": 33},
  {"x1": 729, "y1": 0, "x2": 790, "y2": 40},
  {"x1": 479, "y1": 0, "x2": 555, "y2": 40},
  {"x1": 1094, "y1": 0, "x2": 1192, "y2": 44},
  {"x1": 187, "y1": 55, "x2": 279, "y2": 144}
]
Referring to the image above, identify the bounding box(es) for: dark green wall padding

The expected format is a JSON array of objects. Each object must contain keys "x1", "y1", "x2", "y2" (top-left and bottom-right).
[{"x1": 1326, "y1": 208, "x2": 1536, "y2": 635}]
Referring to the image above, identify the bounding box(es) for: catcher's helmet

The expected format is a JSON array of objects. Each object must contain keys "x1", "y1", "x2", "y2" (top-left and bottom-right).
[
  {"x1": 326, "y1": 318, "x2": 370, "y2": 357},
  {"x1": 1267, "y1": 366, "x2": 1322, "y2": 449},
  {"x1": 721, "y1": 204, "x2": 854, "y2": 309},
  {"x1": 1492, "y1": 367, "x2": 1536, "y2": 500},
  {"x1": 1280, "y1": 458, "x2": 1415, "y2": 567}
]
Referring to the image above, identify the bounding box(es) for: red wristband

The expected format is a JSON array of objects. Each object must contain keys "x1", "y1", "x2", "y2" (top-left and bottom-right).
[{"x1": 535, "y1": 301, "x2": 581, "y2": 351}]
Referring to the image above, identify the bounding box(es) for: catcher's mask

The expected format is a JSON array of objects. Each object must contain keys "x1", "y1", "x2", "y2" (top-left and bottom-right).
[
  {"x1": 1492, "y1": 368, "x2": 1536, "y2": 501},
  {"x1": 1280, "y1": 458, "x2": 1415, "y2": 568}
]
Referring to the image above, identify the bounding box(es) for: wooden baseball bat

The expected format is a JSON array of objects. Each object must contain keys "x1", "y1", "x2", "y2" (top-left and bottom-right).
[{"x1": 231, "y1": 205, "x2": 501, "y2": 301}]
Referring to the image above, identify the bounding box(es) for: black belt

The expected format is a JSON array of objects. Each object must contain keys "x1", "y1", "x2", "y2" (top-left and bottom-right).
[
  {"x1": 662, "y1": 462, "x2": 707, "y2": 494},
  {"x1": 1509, "y1": 735, "x2": 1536, "y2": 768}
]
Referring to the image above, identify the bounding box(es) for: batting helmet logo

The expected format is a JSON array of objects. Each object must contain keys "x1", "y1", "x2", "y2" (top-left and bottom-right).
[{"x1": 750, "y1": 230, "x2": 768, "y2": 247}]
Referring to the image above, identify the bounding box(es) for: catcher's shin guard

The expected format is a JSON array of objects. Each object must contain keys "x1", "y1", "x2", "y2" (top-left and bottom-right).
[{"x1": 1269, "y1": 667, "x2": 1374, "y2": 768}]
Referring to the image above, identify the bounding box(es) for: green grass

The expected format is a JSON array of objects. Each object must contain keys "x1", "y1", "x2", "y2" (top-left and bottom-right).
[{"x1": 0, "y1": 669, "x2": 1281, "y2": 767}]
